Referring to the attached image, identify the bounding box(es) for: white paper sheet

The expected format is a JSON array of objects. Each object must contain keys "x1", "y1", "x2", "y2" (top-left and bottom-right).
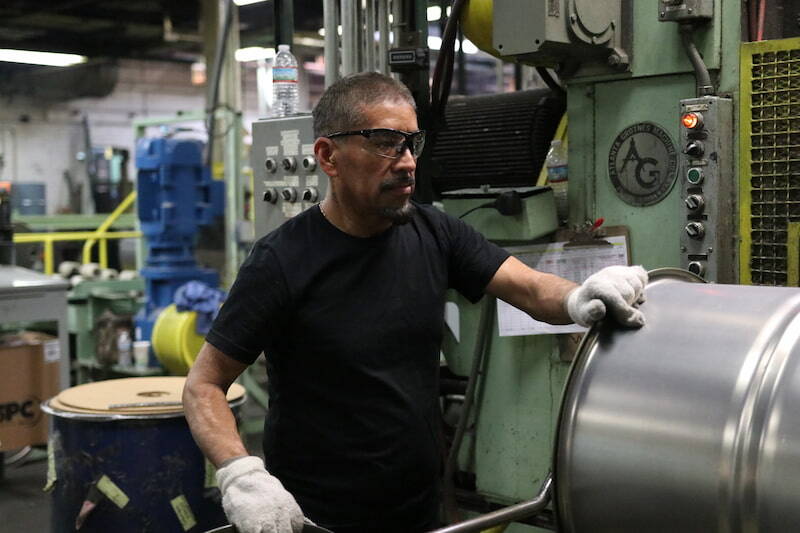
[{"x1": 497, "y1": 236, "x2": 629, "y2": 337}]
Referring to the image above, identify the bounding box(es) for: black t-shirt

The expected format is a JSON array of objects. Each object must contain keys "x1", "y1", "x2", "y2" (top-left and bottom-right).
[{"x1": 207, "y1": 202, "x2": 509, "y2": 531}]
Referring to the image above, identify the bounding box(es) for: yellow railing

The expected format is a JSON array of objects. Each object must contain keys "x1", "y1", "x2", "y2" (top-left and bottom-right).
[
  {"x1": 82, "y1": 191, "x2": 138, "y2": 265},
  {"x1": 14, "y1": 231, "x2": 142, "y2": 275},
  {"x1": 13, "y1": 191, "x2": 141, "y2": 275}
]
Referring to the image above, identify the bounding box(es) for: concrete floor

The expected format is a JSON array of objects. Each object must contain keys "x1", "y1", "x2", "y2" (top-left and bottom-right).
[{"x1": 1, "y1": 449, "x2": 51, "y2": 532}]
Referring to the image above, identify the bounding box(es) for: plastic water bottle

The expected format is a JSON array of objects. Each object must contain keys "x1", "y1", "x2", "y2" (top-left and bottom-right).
[
  {"x1": 273, "y1": 44, "x2": 298, "y2": 117},
  {"x1": 546, "y1": 139, "x2": 569, "y2": 223},
  {"x1": 117, "y1": 329, "x2": 132, "y2": 367}
]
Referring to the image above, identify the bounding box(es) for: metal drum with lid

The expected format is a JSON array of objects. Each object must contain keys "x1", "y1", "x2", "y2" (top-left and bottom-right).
[
  {"x1": 435, "y1": 269, "x2": 800, "y2": 532},
  {"x1": 42, "y1": 376, "x2": 245, "y2": 533},
  {"x1": 555, "y1": 268, "x2": 800, "y2": 532}
]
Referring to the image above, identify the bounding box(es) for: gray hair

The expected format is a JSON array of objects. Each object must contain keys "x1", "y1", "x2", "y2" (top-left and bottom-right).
[{"x1": 312, "y1": 72, "x2": 416, "y2": 138}]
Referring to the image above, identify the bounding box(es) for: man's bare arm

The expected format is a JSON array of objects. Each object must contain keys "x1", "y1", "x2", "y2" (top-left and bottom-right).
[
  {"x1": 184, "y1": 342, "x2": 250, "y2": 467},
  {"x1": 485, "y1": 256, "x2": 578, "y2": 324}
]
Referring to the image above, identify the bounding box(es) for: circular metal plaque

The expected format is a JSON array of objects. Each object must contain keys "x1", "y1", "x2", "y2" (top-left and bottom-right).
[{"x1": 607, "y1": 122, "x2": 678, "y2": 207}]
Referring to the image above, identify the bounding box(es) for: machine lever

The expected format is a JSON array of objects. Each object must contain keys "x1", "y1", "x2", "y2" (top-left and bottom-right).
[{"x1": 428, "y1": 473, "x2": 553, "y2": 533}]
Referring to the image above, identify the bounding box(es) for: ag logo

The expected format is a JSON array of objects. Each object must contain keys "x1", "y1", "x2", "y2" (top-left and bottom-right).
[{"x1": 608, "y1": 122, "x2": 677, "y2": 206}]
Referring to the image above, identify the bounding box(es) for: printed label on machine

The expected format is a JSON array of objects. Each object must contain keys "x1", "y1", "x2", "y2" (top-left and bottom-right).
[
  {"x1": 497, "y1": 236, "x2": 628, "y2": 336},
  {"x1": 306, "y1": 174, "x2": 319, "y2": 187},
  {"x1": 265, "y1": 146, "x2": 279, "y2": 157},
  {"x1": 301, "y1": 143, "x2": 315, "y2": 155},
  {"x1": 282, "y1": 203, "x2": 303, "y2": 218},
  {"x1": 280, "y1": 130, "x2": 300, "y2": 156}
]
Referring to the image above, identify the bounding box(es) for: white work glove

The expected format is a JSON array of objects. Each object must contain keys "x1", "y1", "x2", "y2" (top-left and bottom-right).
[
  {"x1": 216, "y1": 455, "x2": 305, "y2": 533},
  {"x1": 566, "y1": 265, "x2": 648, "y2": 328}
]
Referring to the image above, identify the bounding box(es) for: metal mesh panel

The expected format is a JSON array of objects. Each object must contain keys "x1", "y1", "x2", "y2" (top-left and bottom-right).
[{"x1": 747, "y1": 48, "x2": 800, "y2": 285}]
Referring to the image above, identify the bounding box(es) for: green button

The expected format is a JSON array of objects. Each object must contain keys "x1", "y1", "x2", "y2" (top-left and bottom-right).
[{"x1": 687, "y1": 167, "x2": 704, "y2": 184}]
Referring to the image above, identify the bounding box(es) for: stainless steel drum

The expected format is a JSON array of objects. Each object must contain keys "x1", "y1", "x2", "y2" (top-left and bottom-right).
[
  {"x1": 556, "y1": 268, "x2": 800, "y2": 532},
  {"x1": 435, "y1": 269, "x2": 800, "y2": 533}
]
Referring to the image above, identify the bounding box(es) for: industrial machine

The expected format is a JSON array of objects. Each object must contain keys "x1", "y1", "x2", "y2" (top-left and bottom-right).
[
  {"x1": 432, "y1": 1, "x2": 780, "y2": 532},
  {"x1": 134, "y1": 137, "x2": 224, "y2": 371},
  {"x1": 68, "y1": 274, "x2": 145, "y2": 383}
]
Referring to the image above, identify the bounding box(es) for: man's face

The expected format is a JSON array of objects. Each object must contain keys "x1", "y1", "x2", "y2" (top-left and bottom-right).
[{"x1": 331, "y1": 100, "x2": 418, "y2": 224}]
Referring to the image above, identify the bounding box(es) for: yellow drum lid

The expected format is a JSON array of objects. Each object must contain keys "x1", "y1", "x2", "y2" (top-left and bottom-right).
[{"x1": 51, "y1": 376, "x2": 245, "y2": 415}]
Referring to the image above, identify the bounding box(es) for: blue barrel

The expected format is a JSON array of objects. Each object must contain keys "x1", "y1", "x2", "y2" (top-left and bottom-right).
[{"x1": 42, "y1": 377, "x2": 245, "y2": 533}]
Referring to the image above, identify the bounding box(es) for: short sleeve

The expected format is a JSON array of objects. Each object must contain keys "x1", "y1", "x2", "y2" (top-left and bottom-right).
[
  {"x1": 206, "y1": 241, "x2": 290, "y2": 365},
  {"x1": 443, "y1": 214, "x2": 510, "y2": 303}
]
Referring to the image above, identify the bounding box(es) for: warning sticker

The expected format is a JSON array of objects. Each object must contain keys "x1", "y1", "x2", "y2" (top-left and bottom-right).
[
  {"x1": 171, "y1": 495, "x2": 198, "y2": 531},
  {"x1": 97, "y1": 475, "x2": 129, "y2": 508},
  {"x1": 204, "y1": 458, "x2": 217, "y2": 488}
]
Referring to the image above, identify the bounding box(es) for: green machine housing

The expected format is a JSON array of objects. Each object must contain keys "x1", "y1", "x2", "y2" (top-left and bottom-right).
[{"x1": 437, "y1": 2, "x2": 747, "y2": 531}]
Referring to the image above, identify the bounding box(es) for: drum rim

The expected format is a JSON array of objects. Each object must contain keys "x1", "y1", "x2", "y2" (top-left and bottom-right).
[{"x1": 41, "y1": 394, "x2": 246, "y2": 421}]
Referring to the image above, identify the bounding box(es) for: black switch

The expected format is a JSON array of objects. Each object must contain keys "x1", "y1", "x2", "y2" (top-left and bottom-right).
[{"x1": 684, "y1": 140, "x2": 705, "y2": 157}]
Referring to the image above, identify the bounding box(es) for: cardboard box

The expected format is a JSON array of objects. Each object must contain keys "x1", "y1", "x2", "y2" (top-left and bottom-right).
[{"x1": 0, "y1": 331, "x2": 60, "y2": 451}]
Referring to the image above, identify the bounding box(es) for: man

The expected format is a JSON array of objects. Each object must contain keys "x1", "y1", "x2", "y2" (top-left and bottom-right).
[{"x1": 183, "y1": 72, "x2": 647, "y2": 533}]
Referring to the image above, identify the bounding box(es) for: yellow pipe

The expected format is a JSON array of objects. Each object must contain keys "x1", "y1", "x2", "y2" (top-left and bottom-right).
[
  {"x1": 14, "y1": 231, "x2": 141, "y2": 243},
  {"x1": 82, "y1": 190, "x2": 137, "y2": 263}
]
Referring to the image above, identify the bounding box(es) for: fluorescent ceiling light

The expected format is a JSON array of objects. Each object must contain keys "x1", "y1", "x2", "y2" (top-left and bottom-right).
[
  {"x1": 427, "y1": 6, "x2": 441, "y2": 21},
  {"x1": 427, "y1": 37, "x2": 478, "y2": 55},
  {"x1": 233, "y1": 0, "x2": 269, "y2": 5},
  {"x1": 0, "y1": 49, "x2": 86, "y2": 67},
  {"x1": 235, "y1": 46, "x2": 276, "y2": 62}
]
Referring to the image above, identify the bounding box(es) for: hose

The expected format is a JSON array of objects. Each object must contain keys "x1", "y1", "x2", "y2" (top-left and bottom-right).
[
  {"x1": 431, "y1": 0, "x2": 469, "y2": 122},
  {"x1": 443, "y1": 295, "x2": 496, "y2": 522},
  {"x1": 535, "y1": 67, "x2": 566, "y2": 100},
  {"x1": 678, "y1": 23, "x2": 714, "y2": 97},
  {"x1": 756, "y1": 0, "x2": 767, "y2": 41}
]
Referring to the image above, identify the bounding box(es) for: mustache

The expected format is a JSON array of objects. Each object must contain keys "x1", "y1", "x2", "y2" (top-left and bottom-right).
[{"x1": 379, "y1": 174, "x2": 415, "y2": 192}]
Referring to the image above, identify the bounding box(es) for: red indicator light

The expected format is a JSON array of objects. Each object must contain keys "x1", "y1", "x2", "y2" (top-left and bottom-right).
[{"x1": 681, "y1": 112, "x2": 703, "y2": 129}]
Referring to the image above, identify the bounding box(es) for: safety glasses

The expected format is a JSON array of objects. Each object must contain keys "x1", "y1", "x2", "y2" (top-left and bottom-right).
[{"x1": 326, "y1": 128, "x2": 426, "y2": 159}]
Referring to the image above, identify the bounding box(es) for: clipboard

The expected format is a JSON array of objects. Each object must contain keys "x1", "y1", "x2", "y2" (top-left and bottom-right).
[
  {"x1": 557, "y1": 225, "x2": 632, "y2": 265},
  {"x1": 497, "y1": 226, "x2": 632, "y2": 337}
]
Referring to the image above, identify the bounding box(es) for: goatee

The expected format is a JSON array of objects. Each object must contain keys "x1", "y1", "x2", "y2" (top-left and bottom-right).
[{"x1": 380, "y1": 202, "x2": 416, "y2": 225}]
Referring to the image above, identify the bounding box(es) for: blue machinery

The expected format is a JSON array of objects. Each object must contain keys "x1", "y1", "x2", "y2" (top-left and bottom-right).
[{"x1": 134, "y1": 137, "x2": 223, "y2": 366}]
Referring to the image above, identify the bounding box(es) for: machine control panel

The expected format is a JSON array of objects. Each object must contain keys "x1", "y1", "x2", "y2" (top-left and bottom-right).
[
  {"x1": 678, "y1": 96, "x2": 734, "y2": 282},
  {"x1": 658, "y1": 0, "x2": 714, "y2": 23},
  {"x1": 251, "y1": 115, "x2": 327, "y2": 237}
]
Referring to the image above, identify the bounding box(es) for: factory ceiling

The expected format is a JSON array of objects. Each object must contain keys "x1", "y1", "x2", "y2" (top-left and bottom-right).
[{"x1": 0, "y1": 0, "x2": 325, "y2": 71}]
